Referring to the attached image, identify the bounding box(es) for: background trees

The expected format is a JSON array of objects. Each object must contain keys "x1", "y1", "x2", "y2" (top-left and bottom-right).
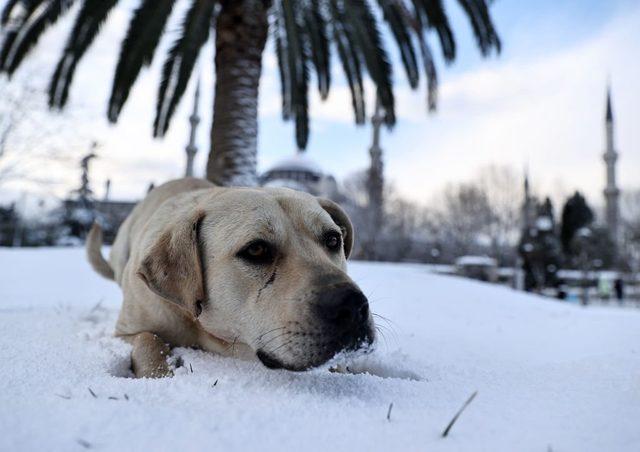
[
  {"x1": 0, "y1": 68, "x2": 83, "y2": 188},
  {"x1": 560, "y1": 192, "x2": 594, "y2": 256},
  {"x1": 344, "y1": 165, "x2": 523, "y2": 264},
  {"x1": 518, "y1": 197, "x2": 562, "y2": 292}
]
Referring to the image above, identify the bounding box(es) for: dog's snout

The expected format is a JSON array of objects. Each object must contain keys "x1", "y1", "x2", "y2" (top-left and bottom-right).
[{"x1": 316, "y1": 286, "x2": 369, "y2": 330}]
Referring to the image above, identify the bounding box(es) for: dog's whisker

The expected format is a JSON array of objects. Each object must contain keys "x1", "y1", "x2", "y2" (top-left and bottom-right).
[
  {"x1": 254, "y1": 328, "x2": 286, "y2": 347},
  {"x1": 374, "y1": 323, "x2": 394, "y2": 336},
  {"x1": 375, "y1": 326, "x2": 389, "y2": 348},
  {"x1": 256, "y1": 326, "x2": 286, "y2": 341},
  {"x1": 372, "y1": 314, "x2": 399, "y2": 347},
  {"x1": 372, "y1": 312, "x2": 396, "y2": 326},
  {"x1": 372, "y1": 312, "x2": 398, "y2": 335},
  {"x1": 265, "y1": 338, "x2": 294, "y2": 356},
  {"x1": 258, "y1": 331, "x2": 291, "y2": 349},
  {"x1": 225, "y1": 335, "x2": 239, "y2": 355}
]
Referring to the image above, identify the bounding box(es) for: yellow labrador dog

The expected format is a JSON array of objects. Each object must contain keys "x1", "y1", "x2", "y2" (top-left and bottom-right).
[{"x1": 87, "y1": 178, "x2": 374, "y2": 377}]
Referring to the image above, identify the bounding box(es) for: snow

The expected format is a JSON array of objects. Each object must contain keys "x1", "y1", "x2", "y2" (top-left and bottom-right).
[
  {"x1": 455, "y1": 255, "x2": 497, "y2": 267},
  {"x1": 536, "y1": 216, "x2": 553, "y2": 231},
  {"x1": 1, "y1": 248, "x2": 639, "y2": 452}
]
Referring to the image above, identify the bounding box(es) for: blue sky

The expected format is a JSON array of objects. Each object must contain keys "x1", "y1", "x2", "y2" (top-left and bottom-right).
[{"x1": 1, "y1": 0, "x2": 639, "y2": 211}]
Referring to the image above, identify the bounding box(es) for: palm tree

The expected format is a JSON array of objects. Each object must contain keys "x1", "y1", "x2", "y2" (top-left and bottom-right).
[{"x1": 0, "y1": 0, "x2": 499, "y2": 186}]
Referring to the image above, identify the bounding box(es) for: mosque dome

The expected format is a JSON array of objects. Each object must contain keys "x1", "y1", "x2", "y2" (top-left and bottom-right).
[
  {"x1": 261, "y1": 152, "x2": 324, "y2": 188},
  {"x1": 260, "y1": 151, "x2": 343, "y2": 201}
]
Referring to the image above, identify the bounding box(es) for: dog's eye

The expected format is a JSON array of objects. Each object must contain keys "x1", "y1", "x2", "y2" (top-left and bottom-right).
[
  {"x1": 238, "y1": 240, "x2": 274, "y2": 264},
  {"x1": 324, "y1": 231, "x2": 342, "y2": 252}
]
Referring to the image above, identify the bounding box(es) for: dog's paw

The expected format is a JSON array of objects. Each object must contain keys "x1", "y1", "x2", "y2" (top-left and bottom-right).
[{"x1": 130, "y1": 332, "x2": 174, "y2": 379}]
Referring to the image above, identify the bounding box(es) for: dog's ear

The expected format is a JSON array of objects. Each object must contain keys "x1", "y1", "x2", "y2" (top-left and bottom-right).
[
  {"x1": 137, "y1": 211, "x2": 206, "y2": 317},
  {"x1": 318, "y1": 198, "x2": 354, "y2": 259}
]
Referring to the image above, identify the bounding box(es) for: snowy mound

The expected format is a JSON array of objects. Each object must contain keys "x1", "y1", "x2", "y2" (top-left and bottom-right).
[{"x1": 1, "y1": 249, "x2": 638, "y2": 451}]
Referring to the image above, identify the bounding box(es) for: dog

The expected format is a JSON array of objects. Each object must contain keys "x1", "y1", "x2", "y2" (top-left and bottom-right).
[{"x1": 87, "y1": 178, "x2": 374, "y2": 378}]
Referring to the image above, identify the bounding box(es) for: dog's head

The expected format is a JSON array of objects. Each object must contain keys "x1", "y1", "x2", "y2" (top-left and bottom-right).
[{"x1": 137, "y1": 187, "x2": 374, "y2": 371}]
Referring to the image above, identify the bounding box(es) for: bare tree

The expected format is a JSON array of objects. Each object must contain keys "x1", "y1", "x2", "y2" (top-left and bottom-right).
[
  {"x1": 429, "y1": 183, "x2": 495, "y2": 257},
  {"x1": 477, "y1": 165, "x2": 522, "y2": 263},
  {"x1": 382, "y1": 193, "x2": 424, "y2": 261},
  {"x1": 0, "y1": 70, "x2": 86, "y2": 187},
  {"x1": 344, "y1": 165, "x2": 522, "y2": 264}
]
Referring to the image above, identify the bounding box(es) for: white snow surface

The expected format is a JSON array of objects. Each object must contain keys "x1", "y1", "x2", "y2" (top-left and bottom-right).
[
  {"x1": 1, "y1": 248, "x2": 639, "y2": 452},
  {"x1": 454, "y1": 255, "x2": 497, "y2": 267}
]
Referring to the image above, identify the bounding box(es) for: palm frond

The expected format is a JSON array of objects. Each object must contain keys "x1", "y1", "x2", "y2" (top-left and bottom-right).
[
  {"x1": 377, "y1": 0, "x2": 418, "y2": 89},
  {"x1": 413, "y1": 9, "x2": 437, "y2": 110},
  {"x1": 329, "y1": 0, "x2": 365, "y2": 124},
  {"x1": 153, "y1": 0, "x2": 214, "y2": 137},
  {"x1": 455, "y1": 0, "x2": 500, "y2": 55},
  {"x1": 274, "y1": 13, "x2": 291, "y2": 120},
  {"x1": 1, "y1": 0, "x2": 75, "y2": 75},
  {"x1": 395, "y1": 0, "x2": 437, "y2": 110},
  {"x1": 108, "y1": 0, "x2": 175, "y2": 123},
  {"x1": 303, "y1": 0, "x2": 330, "y2": 100},
  {"x1": 296, "y1": 50, "x2": 309, "y2": 149},
  {"x1": 48, "y1": 0, "x2": 118, "y2": 109},
  {"x1": 412, "y1": 0, "x2": 455, "y2": 61},
  {"x1": 342, "y1": 0, "x2": 395, "y2": 125},
  {"x1": 280, "y1": 0, "x2": 309, "y2": 149},
  {"x1": 1, "y1": 0, "x2": 22, "y2": 25},
  {"x1": 0, "y1": 30, "x2": 18, "y2": 70},
  {"x1": 1, "y1": 0, "x2": 40, "y2": 71}
]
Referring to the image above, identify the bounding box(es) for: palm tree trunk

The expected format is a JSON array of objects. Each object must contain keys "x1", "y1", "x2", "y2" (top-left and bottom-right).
[{"x1": 206, "y1": 0, "x2": 269, "y2": 186}]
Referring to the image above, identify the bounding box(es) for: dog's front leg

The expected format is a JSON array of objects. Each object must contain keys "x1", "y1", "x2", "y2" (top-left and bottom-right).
[{"x1": 127, "y1": 332, "x2": 173, "y2": 378}]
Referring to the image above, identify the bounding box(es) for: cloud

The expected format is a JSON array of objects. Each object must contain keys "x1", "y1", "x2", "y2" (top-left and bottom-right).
[{"x1": 382, "y1": 5, "x2": 640, "y2": 208}]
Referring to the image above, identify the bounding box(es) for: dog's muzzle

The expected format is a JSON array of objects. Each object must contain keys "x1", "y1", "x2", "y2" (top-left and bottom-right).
[{"x1": 257, "y1": 283, "x2": 374, "y2": 371}]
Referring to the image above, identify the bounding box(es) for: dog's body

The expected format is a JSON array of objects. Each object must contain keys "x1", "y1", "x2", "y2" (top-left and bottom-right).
[{"x1": 87, "y1": 178, "x2": 374, "y2": 377}]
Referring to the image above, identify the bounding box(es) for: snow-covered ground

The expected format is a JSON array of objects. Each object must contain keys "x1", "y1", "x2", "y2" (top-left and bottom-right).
[{"x1": 1, "y1": 248, "x2": 639, "y2": 452}]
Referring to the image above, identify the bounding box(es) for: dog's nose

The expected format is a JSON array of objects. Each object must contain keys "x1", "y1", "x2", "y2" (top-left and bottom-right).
[{"x1": 315, "y1": 285, "x2": 369, "y2": 330}]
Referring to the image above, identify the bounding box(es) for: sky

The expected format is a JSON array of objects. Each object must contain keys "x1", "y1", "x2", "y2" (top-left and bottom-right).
[{"x1": 1, "y1": 0, "x2": 639, "y2": 212}]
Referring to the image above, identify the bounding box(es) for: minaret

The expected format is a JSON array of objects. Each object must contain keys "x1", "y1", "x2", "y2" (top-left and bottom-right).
[
  {"x1": 603, "y1": 86, "x2": 620, "y2": 245},
  {"x1": 522, "y1": 168, "x2": 535, "y2": 231},
  {"x1": 104, "y1": 179, "x2": 111, "y2": 201},
  {"x1": 185, "y1": 78, "x2": 201, "y2": 177},
  {"x1": 367, "y1": 99, "x2": 384, "y2": 229},
  {"x1": 362, "y1": 97, "x2": 385, "y2": 260}
]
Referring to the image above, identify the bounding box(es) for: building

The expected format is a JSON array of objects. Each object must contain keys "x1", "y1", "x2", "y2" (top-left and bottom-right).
[
  {"x1": 60, "y1": 154, "x2": 136, "y2": 243},
  {"x1": 603, "y1": 86, "x2": 621, "y2": 246},
  {"x1": 259, "y1": 151, "x2": 343, "y2": 200},
  {"x1": 61, "y1": 180, "x2": 136, "y2": 244}
]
